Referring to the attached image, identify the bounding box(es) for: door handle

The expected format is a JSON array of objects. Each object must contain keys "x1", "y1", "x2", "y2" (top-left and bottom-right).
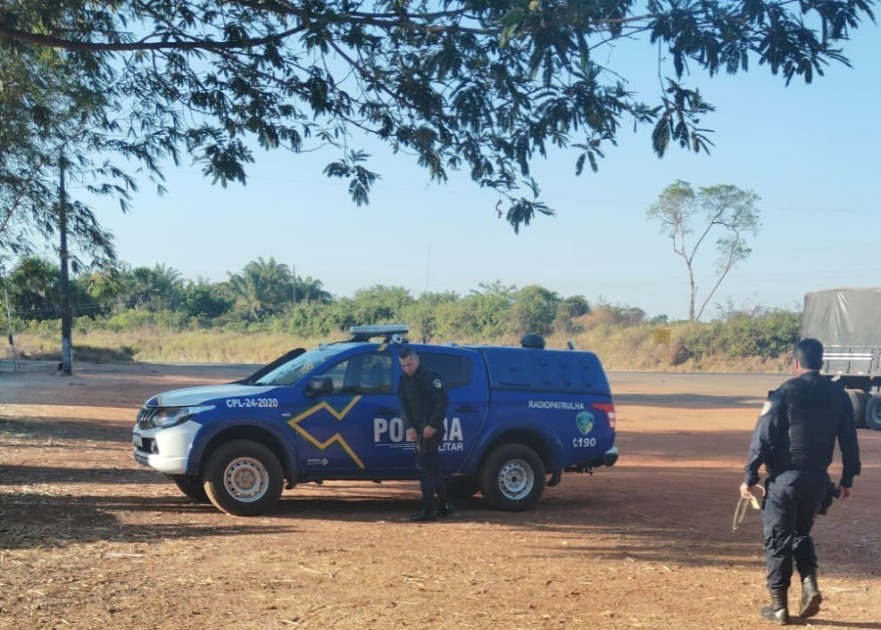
[
  {"x1": 377, "y1": 407, "x2": 397, "y2": 415},
  {"x1": 456, "y1": 405, "x2": 478, "y2": 413}
]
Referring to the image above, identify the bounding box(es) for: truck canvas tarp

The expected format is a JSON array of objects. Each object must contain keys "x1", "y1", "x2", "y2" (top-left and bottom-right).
[
  {"x1": 802, "y1": 288, "x2": 881, "y2": 430},
  {"x1": 803, "y1": 288, "x2": 881, "y2": 347}
]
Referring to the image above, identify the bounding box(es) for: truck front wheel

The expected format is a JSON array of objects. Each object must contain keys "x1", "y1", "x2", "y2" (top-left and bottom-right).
[
  {"x1": 866, "y1": 394, "x2": 881, "y2": 431},
  {"x1": 480, "y1": 444, "x2": 545, "y2": 511},
  {"x1": 170, "y1": 474, "x2": 209, "y2": 503},
  {"x1": 204, "y1": 440, "x2": 284, "y2": 516}
]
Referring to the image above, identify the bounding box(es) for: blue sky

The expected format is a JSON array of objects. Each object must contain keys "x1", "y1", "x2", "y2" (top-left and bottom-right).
[{"x1": 87, "y1": 23, "x2": 880, "y2": 321}]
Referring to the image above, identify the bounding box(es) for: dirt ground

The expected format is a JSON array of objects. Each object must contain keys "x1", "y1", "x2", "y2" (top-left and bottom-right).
[{"x1": 1, "y1": 361, "x2": 879, "y2": 630}]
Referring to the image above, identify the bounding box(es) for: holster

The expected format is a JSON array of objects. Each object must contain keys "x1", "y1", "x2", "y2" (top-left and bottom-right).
[{"x1": 817, "y1": 483, "x2": 841, "y2": 515}]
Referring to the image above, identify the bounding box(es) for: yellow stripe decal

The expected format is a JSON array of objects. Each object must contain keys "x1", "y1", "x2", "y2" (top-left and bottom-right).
[{"x1": 287, "y1": 397, "x2": 366, "y2": 469}]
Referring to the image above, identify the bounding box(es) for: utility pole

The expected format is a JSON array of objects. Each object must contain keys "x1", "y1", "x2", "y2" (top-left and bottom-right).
[{"x1": 59, "y1": 152, "x2": 73, "y2": 375}]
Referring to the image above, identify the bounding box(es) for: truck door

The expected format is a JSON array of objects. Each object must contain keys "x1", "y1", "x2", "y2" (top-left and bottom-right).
[{"x1": 289, "y1": 350, "x2": 407, "y2": 474}]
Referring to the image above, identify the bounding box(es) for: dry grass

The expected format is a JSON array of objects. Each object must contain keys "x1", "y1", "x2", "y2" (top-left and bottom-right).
[
  {"x1": 5, "y1": 326, "x2": 789, "y2": 373},
  {"x1": 7, "y1": 329, "x2": 311, "y2": 365}
]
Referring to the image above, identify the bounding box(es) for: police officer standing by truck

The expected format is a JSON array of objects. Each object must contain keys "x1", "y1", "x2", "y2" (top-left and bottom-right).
[
  {"x1": 740, "y1": 338, "x2": 861, "y2": 624},
  {"x1": 398, "y1": 346, "x2": 453, "y2": 522}
]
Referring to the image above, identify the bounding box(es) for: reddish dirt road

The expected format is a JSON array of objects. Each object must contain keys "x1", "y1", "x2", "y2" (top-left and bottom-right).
[{"x1": 1, "y1": 362, "x2": 879, "y2": 629}]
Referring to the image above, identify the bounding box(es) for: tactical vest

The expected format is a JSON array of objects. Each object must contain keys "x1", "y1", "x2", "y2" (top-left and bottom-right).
[{"x1": 779, "y1": 375, "x2": 842, "y2": 473}]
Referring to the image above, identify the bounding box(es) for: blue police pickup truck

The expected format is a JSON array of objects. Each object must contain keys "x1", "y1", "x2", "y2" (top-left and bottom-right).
[{"x1": 132, "y1": 325, "x2": 619, "y2": 516}]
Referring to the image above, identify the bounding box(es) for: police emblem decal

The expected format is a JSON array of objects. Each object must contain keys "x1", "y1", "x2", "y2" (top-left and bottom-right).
[
  {"x1": 432, "y1": 379, "x2": 442, "y2": 389},
  {"x1": 576, "y1": 411, "x2": 595, "y2": 435}
]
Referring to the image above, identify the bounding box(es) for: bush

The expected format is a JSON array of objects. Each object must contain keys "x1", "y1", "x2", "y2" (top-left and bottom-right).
[{"x1": 680, "y1": 309, "x2": 801, "y2": 361}]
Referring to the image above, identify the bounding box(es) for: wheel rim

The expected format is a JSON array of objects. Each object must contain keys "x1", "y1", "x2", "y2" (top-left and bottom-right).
[
  {"x1": 223, "y1": 457, "x2": 269, "y2": 503},
  {"x1": 497, "y1": 458, "x2": 534, "y2": 500}
]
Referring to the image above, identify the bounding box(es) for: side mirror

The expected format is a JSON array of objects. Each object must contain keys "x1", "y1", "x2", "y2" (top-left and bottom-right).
[{"x1": 306, "y1": 376, "x2": 334, "y2": 396}]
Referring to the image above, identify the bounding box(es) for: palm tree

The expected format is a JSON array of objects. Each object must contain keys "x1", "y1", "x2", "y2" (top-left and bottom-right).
[
  {"x1": 295, "y1": 275, "x2": 332, "y2": 305},
  {"x1": 228, "y1": 257, "x2": 292, "y2": 319},
  {"x1": 123, "y1": 264, "x2": 184, "y2": 310},
  {"x1": 7, "y1": 256, "x2": 60, "y2": 319}
]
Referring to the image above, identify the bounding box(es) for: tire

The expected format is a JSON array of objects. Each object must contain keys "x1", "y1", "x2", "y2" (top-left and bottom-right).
[
  {"x1": 846, "y1": 389, "x2": 868, "y2": 429},
  {"x1": 203, "y1": 440, "x2": 284, "y2": 516},
  {"x1": 170, "y1": 474, "x2": 209, "y2": 503},
  {"x1": 479, "y1": 444, "x2": 545, "y2": 511},
  {"x1": 866, "y1": 394, "x2": 881, "y2": 432},
  {"x1": 446, "y1": 475, "x2": 479, "y2": 500}
]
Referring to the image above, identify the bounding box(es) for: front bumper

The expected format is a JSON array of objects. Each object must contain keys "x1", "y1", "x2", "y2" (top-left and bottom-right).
[{"x1": 132, "y1": 420, "x2": 201, "y2": 475}]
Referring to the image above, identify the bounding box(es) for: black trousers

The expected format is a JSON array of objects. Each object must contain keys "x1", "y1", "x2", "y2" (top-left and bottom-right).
[
  {"x1": 762, "y1": 470, "x2": 829, "y2": 590},
  {"x1": 415, "y1": 433, "x2": 448, "y2": 509}
]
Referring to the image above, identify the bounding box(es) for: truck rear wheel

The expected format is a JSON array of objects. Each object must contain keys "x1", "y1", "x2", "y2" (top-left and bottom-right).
[
  {"x1": 480, "y1": 444, "x2": 545, "y2": 511},
  {"x1": 446, "y1": 475, "x2": 479, "y2": 500},
  {"x1": 204, "y1": 439, "x2": 283, "y2": 516},
  {"x1": 866, "y1": 394, "x2": 881, "y2": 431},
  {"x1": 846, "y1": 390, "x2": 868, "y2": 428},
  {"x1": 170, "y1": 474, "x2": 209, "y2": 503}
]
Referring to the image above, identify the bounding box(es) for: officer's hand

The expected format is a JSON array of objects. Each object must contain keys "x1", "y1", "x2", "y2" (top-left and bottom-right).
[
  {"x1": 740, "y1": 482, "x2": 756, "y2": 500},
  {"x1": 422, "y1": 426, "x2": 437, "y2": 439},
  {"x1": 406, "y1": 428, "x2": 417, "y2": 442},
  {"x1": 839, "y1": 485, "x2": 851, "y2": 501}
]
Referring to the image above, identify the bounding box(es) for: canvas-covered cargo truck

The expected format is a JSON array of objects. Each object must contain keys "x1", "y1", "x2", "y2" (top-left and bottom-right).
[{"x1": 802, "y1": 288, "x2": 881, "y2": 430}]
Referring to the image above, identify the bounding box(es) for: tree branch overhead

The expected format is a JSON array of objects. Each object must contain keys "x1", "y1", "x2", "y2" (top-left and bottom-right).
[{"x1": 0, "y1": 0, "x2": 874, "y2": 248}]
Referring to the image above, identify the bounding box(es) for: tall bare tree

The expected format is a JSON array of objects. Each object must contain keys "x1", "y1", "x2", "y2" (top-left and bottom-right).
[{"x1": 648, "y1": 180, "x2": 760, "y2": 321}]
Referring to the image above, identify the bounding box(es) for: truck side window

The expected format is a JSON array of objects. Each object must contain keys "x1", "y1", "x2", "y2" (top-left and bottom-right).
[
  {"x1": 418, "y1": 352, "x2": 471, "y2": 389},
  {"x1": 359, "y1": 354, "x2": 392, "y2": 393},
  {"x1": 318, "y1": 353, "x2": 392, "y2": 394}
]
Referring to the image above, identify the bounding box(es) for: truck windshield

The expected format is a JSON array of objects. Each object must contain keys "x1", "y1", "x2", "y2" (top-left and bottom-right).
[{"x1": 251, "y1": 346, "x2": 344, "y2": 387}]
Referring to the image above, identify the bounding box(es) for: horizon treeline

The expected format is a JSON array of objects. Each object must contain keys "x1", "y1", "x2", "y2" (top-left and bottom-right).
[{"x1": 1, "y1": 255, "x2": 802, "y2": 368}]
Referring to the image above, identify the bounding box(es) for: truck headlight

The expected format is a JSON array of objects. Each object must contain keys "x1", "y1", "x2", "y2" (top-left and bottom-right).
[{"x1": 153, "y1": 404, "x2": 215, "y2": 428}]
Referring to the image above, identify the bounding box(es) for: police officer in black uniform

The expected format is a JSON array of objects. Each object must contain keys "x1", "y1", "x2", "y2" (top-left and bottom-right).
[
  {"x1": 741, "y1": 338, "x2": 861, "y2": 624},
  {"x1": 398, "y1": 346, "x2": 453, "y2": 522}
]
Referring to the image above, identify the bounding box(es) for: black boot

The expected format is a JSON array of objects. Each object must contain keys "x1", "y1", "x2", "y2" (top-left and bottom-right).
[
  {"x1": 409, "y1": 508, "x2": 438, "y2": 522},
  {"x1": 799, "y1": 574, "x2": 822, "y2": 619},
  {"x1": 437, "y1": 500, "x2": 455, "y2": 518},
  {"x1": 761, "y1": 589, "x2": 790, "y2": 625}
]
